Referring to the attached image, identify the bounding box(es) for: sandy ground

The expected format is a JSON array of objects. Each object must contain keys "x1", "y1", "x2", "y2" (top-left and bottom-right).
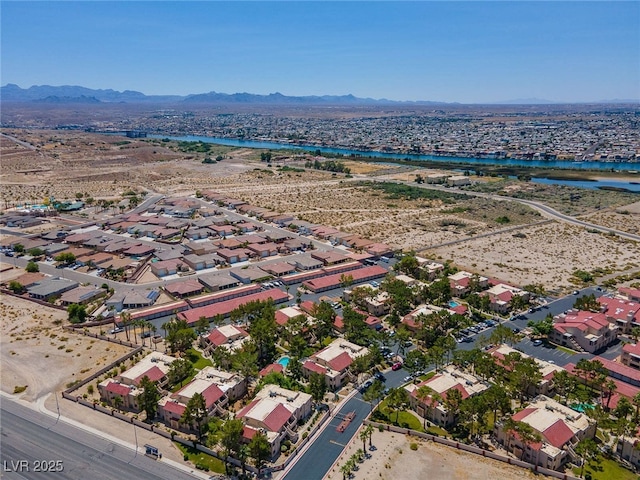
[
  {"x1": 0, "y1": 294, "x2": 132, "y2": 400},
  {"x1": 0, "y1": 293, "x2": 187, "y2": 463},
  {"x1": 326, "y1": 427, "x2": 552, "y2": 480},
  {"x1": 428, "y1": 221, "x2": 640, "y2": 291}
]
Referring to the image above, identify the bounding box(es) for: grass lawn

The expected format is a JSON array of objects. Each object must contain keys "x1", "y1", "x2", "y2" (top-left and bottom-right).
[
  {"x1": 417, "y1": 371, "x2": 436, "y2": 382},
  {"x1": 572, "y1": 456, "x2": 637, "y2": 480},
  {"x1": 185, "y1": 348, "x2": 213, "y2": 370},
  {"x1": 554, "y1": 345, "x2": 578, "y2": 355},
  {"x1": 176, "y1": 443, "x2": 226, "y2": 474},
  {"x1": 426, "y1": 425, "x2": 449, "y2": 436},
  {"x1": 375, "y1": 400, "x2": 425, "y2": 432}
]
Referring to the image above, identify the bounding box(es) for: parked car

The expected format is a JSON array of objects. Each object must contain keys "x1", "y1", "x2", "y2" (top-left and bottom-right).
[
  {"x1": 374, "y1": 372, "x2": 386, "y2": 382},
  {"x1": 532, "y1": 339, "x2": 543, "y2": 346},
  {"x1": 392, "y1": 362, "x2": 403, "y2": 371},
  {"x1": 109, "y1": 327, "x2": 124, "y2": 334}
]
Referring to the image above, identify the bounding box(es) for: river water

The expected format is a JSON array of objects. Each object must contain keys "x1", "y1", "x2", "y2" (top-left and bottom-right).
[{"x1": 149, "y1": 134, "x2": 640, "y2": 192}]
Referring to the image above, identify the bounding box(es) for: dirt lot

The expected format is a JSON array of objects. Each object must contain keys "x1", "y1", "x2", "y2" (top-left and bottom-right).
[
  {"x1": 326, "y1": 428, "x2": 552, "y2": 480},
  {"x1": 0, "y1": 294, "x2": 131, "y2": 401},
  {"x1": 428, "y1": 221, "x2": 640, "y2": 291}
]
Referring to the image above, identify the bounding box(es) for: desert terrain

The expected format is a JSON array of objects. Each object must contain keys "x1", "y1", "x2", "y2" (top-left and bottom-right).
[
  {"x1": 326, "y1": 426, "x2": 552, "y2": 480},
  {"x1": 0, "y1": 287, "x2": 131, "y2": 401},
  {"x1": 2, "y1": 128, "x2": 640, "y2": 293}
]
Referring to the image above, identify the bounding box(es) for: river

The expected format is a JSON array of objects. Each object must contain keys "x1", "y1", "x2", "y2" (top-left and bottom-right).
[{"x1": 148, "y1": 134, "x2": 640, "y2": 192}]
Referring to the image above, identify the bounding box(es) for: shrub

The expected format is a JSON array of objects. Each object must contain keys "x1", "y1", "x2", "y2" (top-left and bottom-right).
[
  {"x1": 410, "y1": 443, "x2": 418, "y2": 451},
  {"x1": 13, "y1": 385, "x2": 27, "y2": 394},
  {"x1": 302, "y1": 432, "x2": 308, "y2": 440}
]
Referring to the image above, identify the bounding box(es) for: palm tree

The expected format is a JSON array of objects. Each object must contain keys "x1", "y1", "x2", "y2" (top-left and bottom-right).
[
  {"x1": 340, "y1": 462, "x2": 350, "y2": 480},
  {"x1": 113, "y1": 395, "x2": 123, "y2": 412},
  {"x1": 364, "y1": 424, "x2": 374, "y2": 450},
  {"x1": 359, "y1": 427, "x2": 368, "y2": 453},
  {"x1": 415, "y1": 385, "x2": 435, "y2": 429},
  {"x1": 602, "y1": 379, "x2": 617, "y2": 410},
  {"x1": 150, "y1": 325, "x2": 158, "y2": 350}
]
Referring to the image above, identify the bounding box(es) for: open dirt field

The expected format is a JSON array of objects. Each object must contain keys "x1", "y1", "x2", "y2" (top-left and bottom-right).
[
  {"x1": 0, "y1": 294, "x2": 131, "y2": 401},
  {"x1": 325, "y1": 427, "x2": 552, "y2": 480},
  {"x1": 428, "y1": 221, "x2": 640, "y2": 291}
]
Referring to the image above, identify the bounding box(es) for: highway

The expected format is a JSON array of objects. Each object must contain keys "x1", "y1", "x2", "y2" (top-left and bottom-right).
[{"x1": 0, "y1": 400, "x2": 200, "y2": 480}]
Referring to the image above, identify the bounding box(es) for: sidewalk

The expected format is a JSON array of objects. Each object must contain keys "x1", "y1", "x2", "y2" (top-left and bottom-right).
[{"x1": 1, "y1": 390, "x2": 209, "y2": 480}]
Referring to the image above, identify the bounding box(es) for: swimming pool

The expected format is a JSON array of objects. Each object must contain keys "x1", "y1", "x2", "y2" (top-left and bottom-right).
[
  {"x1": 449, "y1": 301, "x2": 460, "y2": 308},
  {"x1": 570, "y1": 403, "x2": 594, "y2": 413},
  {"x1": 278, "y1": 356, "x2": 290, "y2": 368}
]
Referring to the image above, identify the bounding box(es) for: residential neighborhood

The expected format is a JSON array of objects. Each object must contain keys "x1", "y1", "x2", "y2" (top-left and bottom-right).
[{"x1": 2, "y1": 187, "x2": 640, "y2": 480}]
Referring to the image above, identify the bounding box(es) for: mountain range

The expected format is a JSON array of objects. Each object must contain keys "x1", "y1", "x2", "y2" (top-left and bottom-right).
[
  {"x1": 1, "y1": 84, "x2": 637, "y2": 105},
  {"x1": 1, "y1": 84, "x2": 448, "y2": 106}
]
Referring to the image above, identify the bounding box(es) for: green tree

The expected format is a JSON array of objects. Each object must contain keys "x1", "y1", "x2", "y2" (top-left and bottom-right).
[
  {"x1": 231, "y1": 344, "x2": 259, "y2": 380},
  {"x1": 138, "y1": 375, "x2": 160, "y2": 422},
  {"x1": 362, "y1": 380, "x2": 385, "y2": 412},
  {"x1": 483, "y1": 385, "x2": 511, "y2": 425},
  {"x1": 165, "y1": 319, "x2": 197, "y2": 355},
  {"x1": 181, "y1": 392, "x2": 208, "y2": 441},
  {"x1": 404, "y1": 349, "x2": 427, "y2": 376},
  {"x1": 54, "y1": 252, "x2": 76, "y2": 265},
  {"x1": 387, "y1": 387, "x2": 410, "y2": 424},
  {"x1": 194, "y1": 316, "x2": 210, "y2": 336},
  {"x1": 220, "y1": 418, "x2": 244, "y2": 475},
  {"x1": 13, "y1": 243, "x2": 25, "y2": 254},
  {"x1": 248, "y1": 431, "x2": 271, "y2": 472},
  {"x1": 309, "y1": 372, "x2": 327, "y2": 404},
  {"x1": 167, "y1": 358, "x2": 195, "y2": 388},
  {"x1": 489, "y1": 324, "x2": 517, "y2": 347},
  {"x1": 573, "y1": 293, "x2": 600, "y2": 312},
  {"x1": 25, "y1": 261, "x2": 39, "y2": 273},
  {"x1": 8, "y1": 280, "x2": 24, "y2": 293},
  {"x1": 67, "y1": 303, "x2": 87, "y2": 324},
  {"x1": 575, "y1": 438, "x2": 599, "y2": 478}
]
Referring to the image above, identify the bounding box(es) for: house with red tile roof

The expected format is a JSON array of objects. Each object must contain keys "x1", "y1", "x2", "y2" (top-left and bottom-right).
[
  {"x1": 98, "y1": 353, "x2": 177, "y2": 411},
  {"x1": 550, "y1": 310, "x2": 618, "y2": 353},
  {"x1": 200, "y1": 324, "x2": 250, "y2": 355},
  {"x1": 621, "y1": 342, "x2": 640, "y2": 370},
  {"x1": 619, "y1": 287, "x2": 640, "y2": 303},
  {"x1": 597, "y1": 296, "x2": 640, "y2": 334},
  {"x1": 158, "y1": 367, "x2": 246, "y2": 430},
  {"x1": 302, "y1": 339, "x2": 369, "y2": 390},
  {"x1": 490, "y1": 345, "x2": 565, "y2": 396},
  {"x1": 494, "y1": 395, "x2": 595, "y2": 470},
  {"x1": 448, "y1": 271, "x2": 488, "y2": 296},
  {"x1": 405, "y1": 365, "x2": 489, "y2": 428},
  {"x1": 481, "y1": 283, "x2": 530, "y2": 313},
  {"x1": 237, "y1": 385, "x2": 312, "y2": 459}
]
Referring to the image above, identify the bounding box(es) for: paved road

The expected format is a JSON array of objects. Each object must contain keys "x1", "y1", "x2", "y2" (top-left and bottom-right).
[
  {"x1": 363, "y1": 177, "x2": 640, "y2": 244},
  {"x1": 0, "y1": 400, "x2": 199, "y2": 480},
  {"x1": 282, "y1": 367, "x2": 408, "y2": 480}
]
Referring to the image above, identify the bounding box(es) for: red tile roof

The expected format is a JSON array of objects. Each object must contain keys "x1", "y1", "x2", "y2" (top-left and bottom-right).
[
  {"x1": 201, "y1": 383, "x2": 225, "y2": 408},
  {"x1": 237, "y1": 398, "x2": 261, "y2": 419},
  {"x1": 263, "y1": 403, "x2": 293, "y2": 432},
  {"x1": 179, "y1": 289, "x2": 289, "y2": 324},
  {"x1": 106, "y1": 382, "x2": 131, "y2": 396},
  {"x1": 242, "y1": 425, "x2": 259, "y2": 441},
  {"x1": 259, "y1": 363, "x2": 284, "y2": 377},
  {"x1": 163, "y1": 401, "x2": 186, "y2": 416},
  {"x1": 304, "y1": 360, "x2": 328, "y2": 375},
  {"x1": 543, "y1": 419, "x2": 575, "y2": 448},
  {"x1": 512, "y1": 407, "x2": 537, "y2": 422},
  {"x1": 327, "y1": 351, "x2": 353, "y2": 372},
  {"x1": 135, "y1": 366, "x2": 166, "y2": 385},
  {"x1": 302, "y1": 265, "x2": 387, "y2": 291}
]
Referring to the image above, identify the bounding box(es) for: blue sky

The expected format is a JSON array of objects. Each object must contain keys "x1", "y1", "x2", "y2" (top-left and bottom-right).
[{"x1": 2, "y1": 1, "x2": 638, "y2": 103}]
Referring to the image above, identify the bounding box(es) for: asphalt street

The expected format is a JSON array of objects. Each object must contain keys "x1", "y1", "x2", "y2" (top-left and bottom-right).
[
  {"x1": 0, "y1": 400, "x2": 199, "y2": 480},
  {"x1": 282, "y1": 366, "x2": 408, "y2": 480}
]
